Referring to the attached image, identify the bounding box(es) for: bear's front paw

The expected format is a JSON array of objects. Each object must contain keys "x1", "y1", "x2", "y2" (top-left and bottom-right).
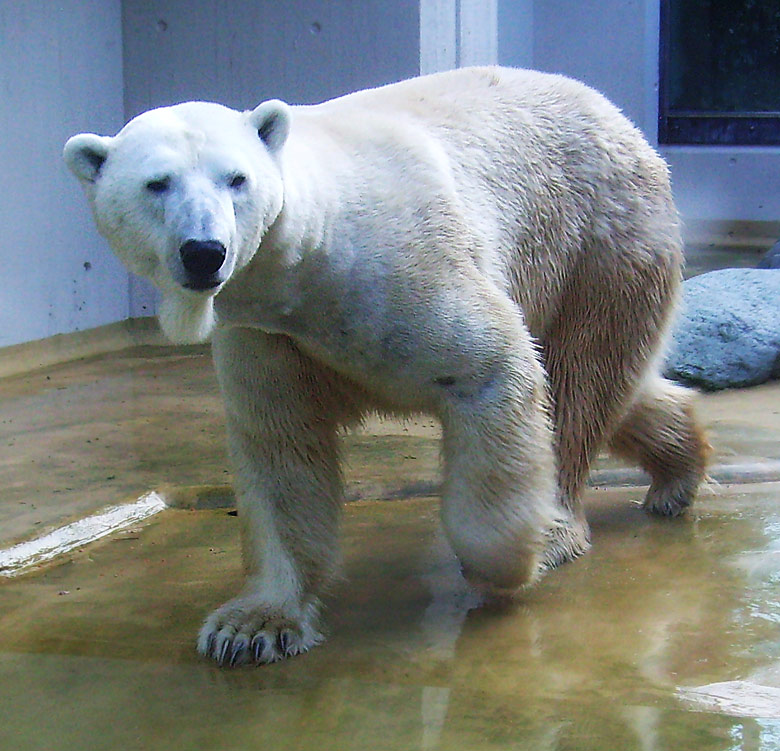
[{"x1": 196, "y1": 595, "x2": 324, "y2": 666}]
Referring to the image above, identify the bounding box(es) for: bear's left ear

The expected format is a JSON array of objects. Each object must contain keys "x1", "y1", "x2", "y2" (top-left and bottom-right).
[
  {"x1": 63, "y1": 133, "x2": 114, "y2": 184},
  {"x1": 248, "y1": 100, "x2": 291, "y2": 153}
]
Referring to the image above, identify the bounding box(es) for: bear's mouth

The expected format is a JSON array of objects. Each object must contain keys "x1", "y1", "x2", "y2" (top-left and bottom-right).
[{"x1": 183, "y1": 279, "x2": 222, "y2": 291}]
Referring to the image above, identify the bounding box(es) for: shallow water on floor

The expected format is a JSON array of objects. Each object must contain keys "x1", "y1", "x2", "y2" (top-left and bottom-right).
[
  {"x1": 2, "y1": 348, "x2": 780, "y2": 749},
  {"x1": 1, "y1": 483, "x2": 779, "y2": 751}
]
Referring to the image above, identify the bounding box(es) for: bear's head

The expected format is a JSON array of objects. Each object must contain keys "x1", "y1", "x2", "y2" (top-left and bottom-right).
[{"x1": 64, "y1": 100, "x2": 291, "y2": 343}]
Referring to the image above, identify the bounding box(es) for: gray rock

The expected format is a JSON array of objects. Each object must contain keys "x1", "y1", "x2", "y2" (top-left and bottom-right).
[
  {"x1": 664, "y1": 268, "x2": 780, "y2": 390},
  {"x1": 757, "y1": 239, "x2": 780, "y2": 269}
]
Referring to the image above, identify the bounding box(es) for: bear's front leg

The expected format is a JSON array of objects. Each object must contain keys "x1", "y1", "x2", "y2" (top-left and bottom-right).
[
  {"x1": 198, "y1": 328, "x2": 357, "y2": 666},
  {"x1": 434, "y1": 297, "x2": 560, "y2": 596}
]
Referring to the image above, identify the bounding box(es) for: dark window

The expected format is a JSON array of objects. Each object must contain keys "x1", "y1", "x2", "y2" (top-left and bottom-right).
[{"x1": 659, "y1": 0, "x2": 780, "y2": 145}]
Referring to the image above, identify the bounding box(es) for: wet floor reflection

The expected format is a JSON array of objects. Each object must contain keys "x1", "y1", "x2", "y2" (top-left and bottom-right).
[
  {"x1": 1, "y1": 349, "x2": 779, "y2": 749},
  {"x1": 1, "y1": 482, "x2": 779, "y2": 750}
]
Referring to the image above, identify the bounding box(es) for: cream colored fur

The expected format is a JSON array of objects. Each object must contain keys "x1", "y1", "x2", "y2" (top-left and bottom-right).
[{"x1": 64, "y1": 67, "x2": 708, "y2": 666}]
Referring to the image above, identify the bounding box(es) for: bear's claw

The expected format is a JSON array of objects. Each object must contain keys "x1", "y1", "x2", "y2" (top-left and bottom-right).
[
  {"x1": 643, "y1": 477, "x2": 699, "y2": 518},
  {"x1": 197, "y1": 595, "x2": 324, "y2": 666}
]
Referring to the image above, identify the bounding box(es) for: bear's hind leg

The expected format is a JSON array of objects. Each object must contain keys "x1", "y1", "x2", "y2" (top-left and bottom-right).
[
  {"x1": 540, "y1": 252, "x2": 683, "y2": 566},
  {"x1": 609, "y1": 374, "x2": 710, "y2": 516}
]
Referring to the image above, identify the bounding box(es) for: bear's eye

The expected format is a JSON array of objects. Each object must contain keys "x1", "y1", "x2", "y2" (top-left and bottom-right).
[
  {"x1": 228, "y1": 173, "x2": 247, "y2": 189},
  {"x1": 145, "y1": 177, "x2": 170, "y2": 194}
]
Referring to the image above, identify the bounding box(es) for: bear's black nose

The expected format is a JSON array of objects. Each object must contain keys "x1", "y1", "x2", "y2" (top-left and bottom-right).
[{"x1": 180, "y1": 240, "x2": 226, "y2": 277}]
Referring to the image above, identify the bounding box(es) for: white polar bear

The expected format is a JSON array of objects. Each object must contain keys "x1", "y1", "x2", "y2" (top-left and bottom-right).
[{"x1": 64, "y1": 66, "x2": 708, "y2": 666}]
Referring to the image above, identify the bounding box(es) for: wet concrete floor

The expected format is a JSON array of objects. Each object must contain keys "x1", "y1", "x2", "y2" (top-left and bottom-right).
[{"x1": 1, "y1": 346, "x2": 779, "y2": 750}]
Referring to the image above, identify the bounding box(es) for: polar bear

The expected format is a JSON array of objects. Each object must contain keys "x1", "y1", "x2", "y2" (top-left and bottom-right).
[{"x1": 64, "y1": 66, "x2": 708, "y2": 666}]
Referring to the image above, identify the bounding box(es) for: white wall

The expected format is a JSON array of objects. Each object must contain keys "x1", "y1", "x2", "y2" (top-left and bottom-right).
[
  {"x1": 122, "y1": 0, "x2": 422, "y2": 115},
  {"x1": 0, "y1": 0, "x2": 129, "y2": 348},
  {"x1": 421, "y1": 0, "x2": 500, "y2": 73}
]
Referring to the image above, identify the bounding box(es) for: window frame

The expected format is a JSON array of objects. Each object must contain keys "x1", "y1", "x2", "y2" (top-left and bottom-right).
[{"x1": 658, "y1": 0, "x2": 780, "y2": 146}]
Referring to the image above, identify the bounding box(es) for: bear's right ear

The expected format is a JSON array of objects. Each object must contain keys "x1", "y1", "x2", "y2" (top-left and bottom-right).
[
  {"x1": 248, "y1": 100, "x2": 291, "y2": 153},
  {"x1": 63, "y1": 133, "x2": 113, "y2": 184}
]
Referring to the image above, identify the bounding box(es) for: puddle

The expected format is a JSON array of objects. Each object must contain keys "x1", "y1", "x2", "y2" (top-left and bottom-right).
[
  {"x1": 2, "y1": 349, "x2": 780, "y2": 748},
  {"x1": 678, "y1": 681, "x2": 780, "y2": 719},
  {"x1": 1, "y1": 651, "x2": 773, "y2": 751},
  {"x1": 2, "y1": 483, "x2": 780, "y2": 750}
]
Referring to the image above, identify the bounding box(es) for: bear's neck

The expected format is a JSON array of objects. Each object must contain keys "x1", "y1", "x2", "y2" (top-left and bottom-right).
[{"x1": 269, "y1": 128, "x2": 353, "y2": 261}]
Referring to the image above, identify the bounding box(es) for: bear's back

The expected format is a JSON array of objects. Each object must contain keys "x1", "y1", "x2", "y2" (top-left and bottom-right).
[{"x1": 304, "y1": 67, "x2": 633, "y2": 144}]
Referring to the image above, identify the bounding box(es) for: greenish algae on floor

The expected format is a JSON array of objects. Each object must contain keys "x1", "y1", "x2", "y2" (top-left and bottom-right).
[{"x1": 1, "y1": 482, "x2": 779, "y2": 751}]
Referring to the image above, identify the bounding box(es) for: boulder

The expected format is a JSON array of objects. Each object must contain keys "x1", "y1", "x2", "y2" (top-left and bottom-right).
[
  {"x1": 757, "y1": 239, "x2": 780, "y2": 269},
  {"x1": 665, "y1": 268, "x2": 780, "y2": 390}
]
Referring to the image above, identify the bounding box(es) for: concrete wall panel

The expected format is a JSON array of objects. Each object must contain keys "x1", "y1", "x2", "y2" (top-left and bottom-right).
[{"x1": 0, "y1": 1, "x2": 128, "y2": 347}]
